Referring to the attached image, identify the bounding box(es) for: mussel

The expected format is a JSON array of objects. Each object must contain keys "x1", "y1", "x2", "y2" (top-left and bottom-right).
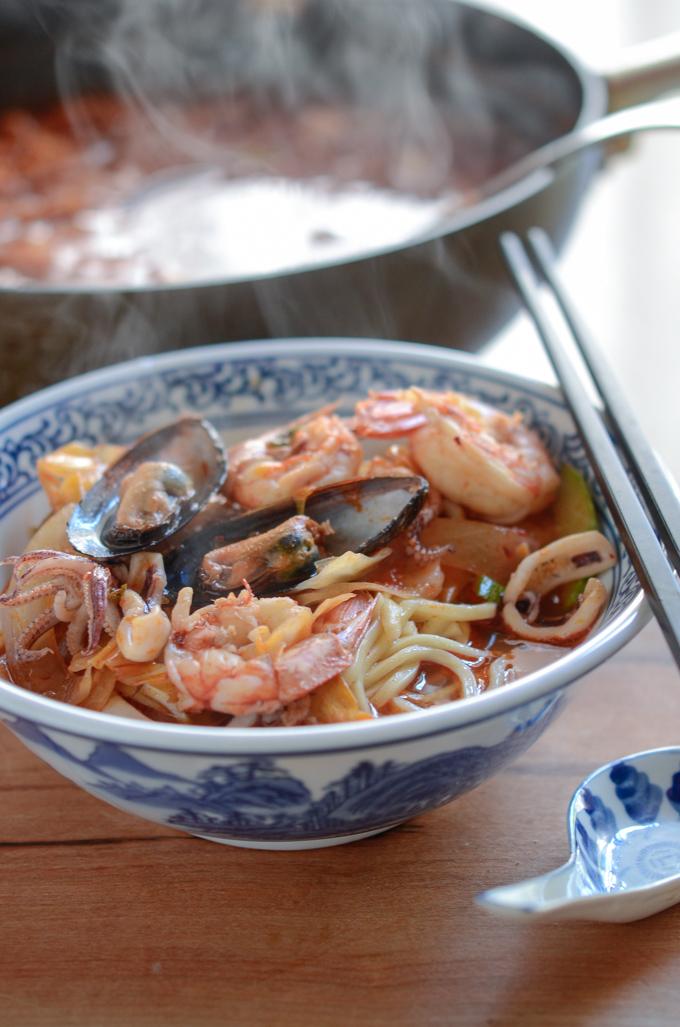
[
  {"x1": 67, "y1": 418, "x2": 227, "y2": 560},
  {"x1": 164, "y1": 475, "x2": 428, "y2": 602}
]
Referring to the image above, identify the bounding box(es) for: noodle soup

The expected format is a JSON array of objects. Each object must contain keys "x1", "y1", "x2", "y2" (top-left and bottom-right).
[{"x1": 0, "y1": 384, "x2": 617, "y2": 727}]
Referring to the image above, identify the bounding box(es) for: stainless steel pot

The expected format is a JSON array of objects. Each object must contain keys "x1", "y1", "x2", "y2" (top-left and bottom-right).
[{"x1": 1, "y1": 0, "x2": 679, "y2": 409}]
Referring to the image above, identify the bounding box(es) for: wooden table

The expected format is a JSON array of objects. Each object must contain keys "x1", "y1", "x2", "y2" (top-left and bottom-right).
[
  {"x1": 2, "y1": 6, "x2": 679, "y2": 1023},
  {"x1": 1, "y1": 617, "x2": 679, "y2": 1027}
]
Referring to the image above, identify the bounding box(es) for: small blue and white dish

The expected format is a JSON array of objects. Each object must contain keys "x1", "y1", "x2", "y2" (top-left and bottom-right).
[
  {"x1": 477, "y1": 746, "x2": 680, "y2": 922},
  {"x1": 0, "y1": 338, "x2": 646, "y2": 849}
]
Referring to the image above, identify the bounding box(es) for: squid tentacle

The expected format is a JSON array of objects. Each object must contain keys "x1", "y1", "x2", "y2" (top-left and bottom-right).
[
  {"x1": 66, "y1": 606, "x2": 90, "y2": 657},
  {"x1": 0, "y1": 580, "x2": 63, "y2": 608},
  {"x1": 405, "y1": 504, "x2": 454, "y2": 567},
  {"x1": 1, "y1": 549, "x2": 116, "y2": 661},
  {"x1": 15, "y1": 609, "x2": 62, "y2": 662},
  {"x1": 82, "y1": 566, "x2": 110, "y2": 656}
]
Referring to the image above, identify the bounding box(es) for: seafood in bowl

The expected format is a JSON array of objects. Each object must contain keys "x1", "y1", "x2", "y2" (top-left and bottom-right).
[
  {"x1": 0, "y1": 339, "x2": 645, "y2": 848},
  {"x1": 1, "y1": 387, "x2": 616, "y2": 726}
]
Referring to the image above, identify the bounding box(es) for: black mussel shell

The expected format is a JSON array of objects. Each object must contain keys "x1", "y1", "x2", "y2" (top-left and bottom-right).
[
  {"x1": 67, "y1": 418, "x2": 227, "y2": 560},
  {"x1": 304, "y1": 475, "x2": 428, "y2": 557},
  {"x1": 165, "y1": 475, "x2": 428, "y2": 602}
]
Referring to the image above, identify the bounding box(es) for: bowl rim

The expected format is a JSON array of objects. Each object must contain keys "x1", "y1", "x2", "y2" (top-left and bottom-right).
[{"x1": 0, "y1": 336, "x2": 647, "y2": 755}]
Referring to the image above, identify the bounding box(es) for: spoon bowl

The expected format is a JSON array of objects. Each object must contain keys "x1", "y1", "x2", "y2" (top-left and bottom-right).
[{"x1": 477, "y1": 746, "x2": 680, "y2": 923}]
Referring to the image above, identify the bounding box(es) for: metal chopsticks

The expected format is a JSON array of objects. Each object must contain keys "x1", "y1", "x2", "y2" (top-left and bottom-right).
[
  {"x1": 526, "y1": 226, "x2": 680, "y2": 573},
  {"x1": 500, "y1": 228, "x2": 680, "y2": 669}
]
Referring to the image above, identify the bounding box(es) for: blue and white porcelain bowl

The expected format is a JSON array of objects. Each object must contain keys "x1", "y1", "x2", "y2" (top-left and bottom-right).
[{"x1": 0, "y1": 338, "x2": 646, "y2": 849}]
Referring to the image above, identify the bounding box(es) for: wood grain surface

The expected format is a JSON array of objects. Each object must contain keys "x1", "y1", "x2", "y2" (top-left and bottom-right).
[{"x1": 1, "y1": 618, "x2": 679, "y2": 1027}]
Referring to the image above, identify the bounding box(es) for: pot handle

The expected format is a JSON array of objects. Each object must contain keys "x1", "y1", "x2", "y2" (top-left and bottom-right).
[{"x1": 603, "y1": 30, "x2": 680, "y2": 111}]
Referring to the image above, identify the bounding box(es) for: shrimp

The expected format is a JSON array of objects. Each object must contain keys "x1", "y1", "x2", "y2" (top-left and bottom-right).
[
  {"x1": 353, "y1": 387, "x2": 560, "y2": 524},
  {"x1": 312, "y1": 590, "x2": 379, "y2": 651},
  {"x1": 224, "y1": 404, "x2": 362, "y2": 510},
  {"x1": 164, "y1": 583, "x2": 376, "y2": 717},
  {"x1": 501, "y1": 530, "x2": 617, "y2": 643},
  {"x1": 358, "y1": 443, "x2": 419, "y2": 480}
]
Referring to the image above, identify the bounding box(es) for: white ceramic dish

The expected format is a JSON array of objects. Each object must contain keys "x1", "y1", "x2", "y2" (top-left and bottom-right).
[{"x1": 0, "y1": 338, "x2": 646, "y2": 849}]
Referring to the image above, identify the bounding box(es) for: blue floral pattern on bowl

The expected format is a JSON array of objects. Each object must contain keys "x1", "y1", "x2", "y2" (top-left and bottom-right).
[{"x1": 2, "y1": 691, "x2": 563, "y2": 843}]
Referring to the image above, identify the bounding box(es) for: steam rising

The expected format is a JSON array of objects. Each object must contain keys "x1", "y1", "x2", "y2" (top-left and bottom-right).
[
  {"x1": 51, "y1": 0, "x2": 484, "y2": 191},
  {"x1": 0, "y1": 0, "x2": 581, "y2": 408}
]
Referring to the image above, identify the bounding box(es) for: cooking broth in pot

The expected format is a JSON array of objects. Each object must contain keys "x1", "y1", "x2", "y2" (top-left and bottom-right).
[{"x1": 0, "y1": 90, "x2": 533, "y2": 288}]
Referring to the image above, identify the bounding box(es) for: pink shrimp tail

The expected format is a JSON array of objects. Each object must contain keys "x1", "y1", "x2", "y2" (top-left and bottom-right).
[
  {"x1": 313, "y1": 592, "x2": 378, "y2": 652},
  {"x1": 353, "y1": 391, "x2": 427, "y2": 438},
  {"x1": 274, "y1": 634, "x2": 355, "y2": 705}
]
